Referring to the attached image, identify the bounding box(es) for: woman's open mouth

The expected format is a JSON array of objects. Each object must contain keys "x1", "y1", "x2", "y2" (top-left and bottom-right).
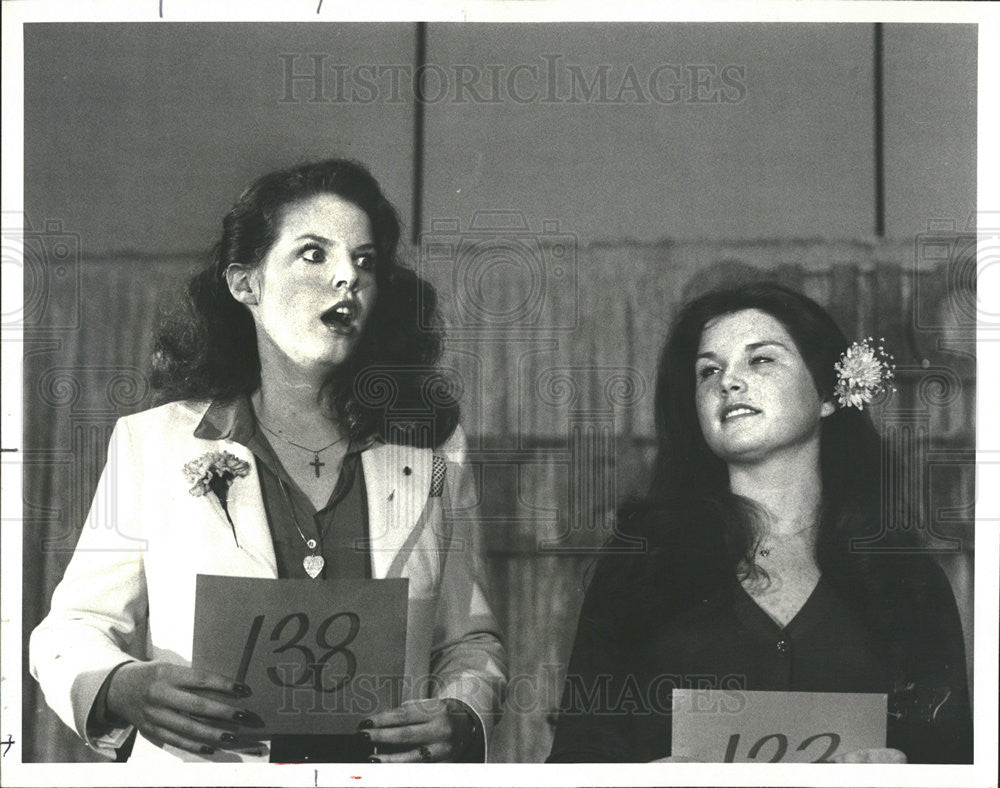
[{"x1": 320, "y1": 301, "x2": 359, "y2": 335}]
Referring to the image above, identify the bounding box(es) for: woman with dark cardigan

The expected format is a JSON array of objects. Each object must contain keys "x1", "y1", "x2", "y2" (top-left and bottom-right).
[{"x1": 547, "y1": 282, "x2": 971, "y2": 764}]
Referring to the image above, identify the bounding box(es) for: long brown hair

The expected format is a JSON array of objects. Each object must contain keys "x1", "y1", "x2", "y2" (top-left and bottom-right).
[{"x1": 591, "y1": 282, "x2": 918, "y2": 638}]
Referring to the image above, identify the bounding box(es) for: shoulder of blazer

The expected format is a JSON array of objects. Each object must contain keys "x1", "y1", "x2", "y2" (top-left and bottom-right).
[
  {"x1": 363, "y1": 424, "x2": 466, "y2": 467},
  {"x1": 118, "y1": 399, "x2": 213, "y2": 435},
  {"x1": 435, "y1": 423, "x2": 468, "y2": 464},
  {"x1": 111, "y1": 401, "x2": 221, "y2": 465}
]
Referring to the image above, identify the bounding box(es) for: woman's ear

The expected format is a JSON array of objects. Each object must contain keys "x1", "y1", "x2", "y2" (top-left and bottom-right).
[
  {"x1": 820, "y1": 399, "x2": 836, "y2": 418},
  {"x1": 225, "y1": 264, "x2": 259, "y2": 306}
]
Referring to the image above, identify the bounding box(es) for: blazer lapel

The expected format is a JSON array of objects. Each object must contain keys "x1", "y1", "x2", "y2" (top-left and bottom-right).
[
  {"x1": 227, "y1": 449, "x2": 279, "y2": 576},
  {"x1": 363, "y1": 441, "x2": 431, "y2": 579}
]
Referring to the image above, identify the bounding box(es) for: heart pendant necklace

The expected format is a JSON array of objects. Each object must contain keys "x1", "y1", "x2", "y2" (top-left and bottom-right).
[
  {"x1": 276, "y1": 478, "x2": 327, "y2": 579},
  {"x1": 302, "y1": 553, "x2": 325, "y2": 579}
]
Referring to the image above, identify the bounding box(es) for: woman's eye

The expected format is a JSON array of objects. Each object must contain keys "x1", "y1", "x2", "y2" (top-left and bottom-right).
[
  {"x1": 697, "y1": 366, "x2": 720, "y2": 381},
  {"x1": 301, "y1": 246, "x2": 326, "y2": 264},
  {"x1": 750, "y1": 355, "x2": 774, "y2": 365},
  {"x1": 354, "y1": 253, "x2": 376, "y2": 271}
]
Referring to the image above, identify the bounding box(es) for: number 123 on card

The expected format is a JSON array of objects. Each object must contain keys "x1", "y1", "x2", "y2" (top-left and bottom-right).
[{"x1": 671, "y1": 689, "x2": 887, "y2": 763}]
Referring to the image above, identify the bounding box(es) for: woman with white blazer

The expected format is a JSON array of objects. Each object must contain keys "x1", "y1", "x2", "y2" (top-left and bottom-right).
[{"x1": 30, "y1": 159, "x2": 507, "y2": 764}]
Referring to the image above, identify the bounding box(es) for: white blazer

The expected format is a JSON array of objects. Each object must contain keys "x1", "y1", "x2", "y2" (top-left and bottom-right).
[{"x1": 29, "y1": 400, "x2": 507, "y2": 763}]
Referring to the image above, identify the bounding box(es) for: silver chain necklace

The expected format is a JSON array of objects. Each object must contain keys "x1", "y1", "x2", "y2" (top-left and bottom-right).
[
  {"x1": 256, "y1": 419, "x2": 347, "y2": 478},
  {"x1": 275, "y1": 477, "x2": 328, "y2": 579}
]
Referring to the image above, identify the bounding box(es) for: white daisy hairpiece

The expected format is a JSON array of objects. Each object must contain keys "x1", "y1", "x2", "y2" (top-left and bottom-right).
[{"x1": 834, "y1": 337, "x2": 896, "y2": 410}]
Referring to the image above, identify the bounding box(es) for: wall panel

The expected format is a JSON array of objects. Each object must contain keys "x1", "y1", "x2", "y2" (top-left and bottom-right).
[
  {"x1": 422, "y1": 24, "x2": 876, "y2": 244},
  {"x1": 24, "y1": 23, "x2": 417, "y2": 256}
]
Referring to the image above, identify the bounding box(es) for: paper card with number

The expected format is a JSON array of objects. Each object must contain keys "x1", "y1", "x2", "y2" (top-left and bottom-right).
[
  {"x1": 671, "y1": 689, "x2": 887, "y2": 763},
  {"x1": 192, "y1": 575, "x2": 408, "y2": 736}
]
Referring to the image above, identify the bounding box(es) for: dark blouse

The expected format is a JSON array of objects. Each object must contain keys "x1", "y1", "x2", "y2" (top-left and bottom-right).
[{"x1": 547, "y1": 559, "x2": 972, "y2": 764}]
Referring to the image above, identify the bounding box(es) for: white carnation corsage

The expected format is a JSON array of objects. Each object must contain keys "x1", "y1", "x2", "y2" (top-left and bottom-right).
[{"x1": 183, "y1": 450, "x2": 251, "y2": 544}]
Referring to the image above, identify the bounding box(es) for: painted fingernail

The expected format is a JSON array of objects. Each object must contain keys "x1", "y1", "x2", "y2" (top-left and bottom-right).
[
  {"x1": 200, "y1": 745, "x2": 215, "y2": 755},
  {"x1": 368, "y1": 756, "x2": 381, "y2": 763},
  {"x1": 232, "y1": 710, "x2": 264, "y2": 727},
  {"x1": 232, "y1": 682, "x2": 252, "y2": 697},
  {"x1": 357, "y1": 719, "x2": 374, "y2": 729},
  {"x1": 358, "y1": 731, "x2": 371, "y2": 742},
  {"x1": 220, "y1": 732, "x2": 237, "y2": 744}
]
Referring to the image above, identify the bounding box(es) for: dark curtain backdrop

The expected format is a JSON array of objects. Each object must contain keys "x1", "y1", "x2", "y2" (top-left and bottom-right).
[{"x1": 23, "y1": 239, "x2": 976, "y2": 762}]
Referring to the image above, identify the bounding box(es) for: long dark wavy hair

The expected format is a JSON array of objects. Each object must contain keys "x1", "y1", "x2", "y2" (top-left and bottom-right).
[
  {"x1": 150, "y1": 158, "x2": 458, "y2": 448},
  {"x1": 590, "y1": 281, "x2": 920, "y2": 640}
]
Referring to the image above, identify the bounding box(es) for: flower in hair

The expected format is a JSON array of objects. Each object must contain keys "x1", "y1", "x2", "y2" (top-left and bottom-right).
[
  {"x1": 183, "y1": 451, "x2": 251, "y2": 544},
  {"x1": 834, "y1": 337, "x2": 896, "y2": 409}
]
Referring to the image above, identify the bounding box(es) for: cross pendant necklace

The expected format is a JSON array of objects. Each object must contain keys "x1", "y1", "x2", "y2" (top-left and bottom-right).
[
  {"x1": 308, "y1": 455, "x2": 325, "y2": 477},
  {"x1": 256, "y1": 419, "x2": 346, "y2": 477}
]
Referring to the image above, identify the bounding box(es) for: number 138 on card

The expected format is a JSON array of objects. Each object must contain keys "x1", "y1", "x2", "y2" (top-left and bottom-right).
[
  {"x1": 193, "y1": 576, "x2": 409, "y2": 735},
  {"x1": 237, "y1": 611, "x2": 360, "y2": 693}
]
